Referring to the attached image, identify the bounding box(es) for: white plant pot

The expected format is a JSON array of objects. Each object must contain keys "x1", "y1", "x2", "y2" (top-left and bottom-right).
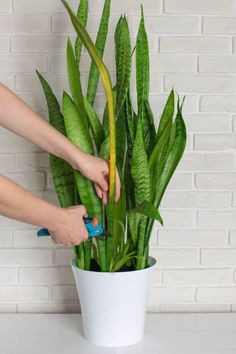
[{"x1": 71, "y1": 256, "x2": 156, "y2": 347}]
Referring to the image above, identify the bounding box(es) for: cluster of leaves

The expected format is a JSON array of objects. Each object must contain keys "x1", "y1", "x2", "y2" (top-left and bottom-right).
[{"x1": 37, "y1": 0, "x2": 187, "y2": 272}]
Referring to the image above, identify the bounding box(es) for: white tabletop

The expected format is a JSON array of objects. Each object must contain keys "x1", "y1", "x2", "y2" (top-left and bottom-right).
[{"x1": 0, "y1": 313, "x2": 235, "y2": 354}]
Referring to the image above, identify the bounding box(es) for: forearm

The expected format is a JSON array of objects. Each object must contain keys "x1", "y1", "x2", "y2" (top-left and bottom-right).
[
  {"x1": 0, "y1": 83, "x2": 82, "y2": 168},
  {"x1": 0, "y1": 175, "x2": 61, "y2": 229}
]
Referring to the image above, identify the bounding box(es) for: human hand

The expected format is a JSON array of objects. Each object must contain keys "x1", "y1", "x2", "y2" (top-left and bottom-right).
[
  {"x1": 72, "y1": 151, "x2": 121, "y2": 205},
  {"x1": 48, "y1": 205, "x2": 88, "y2": 246}
]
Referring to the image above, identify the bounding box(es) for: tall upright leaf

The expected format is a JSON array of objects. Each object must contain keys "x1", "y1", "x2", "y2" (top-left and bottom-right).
[
  {"x1": 145, "y1": 103, "x2": 187, "y2": 247},
  {"x1": 131, "y1": 119, "x2": 150, "y2": 206},
  {"x1": 148, "y1": 116, "x2": 172, "y2": 200},
  {"x1": 99, "y1": 88, "x2": 117, "y2": 162},
  {"x1": 114, "y1": 16, "x2": 123, "y2": 48},
  {"x1": 115, "y1": 16, "x2": 132, "y2": 114},
  {"x1": 36, "y1": 70, "x2": 75, "y2": 208},
  {"x1": 128, "y1": 211, "x2": 140, "y2": 246},
  {"x1": 144, "y1": 99, "x2": 157, "y2": 156},
  {"x1": 156, "y1": 90, "x2": 175, "y2": 141},
  {"x1": 110, "y1": 176, "x2": 126, "y2": 255},
  {"x1": 130, "y1": 118, "x2": 151, "y2": 268},
  {"x1": 156, "y1": 89, "x2": 175, "y2": 179},
  {"x1": 125, "y1": 90, "x2": 135, "y2": 146},
  {"x1": 154, "y1": 104, "x2": 186, "y2": 208},
  {"x1": 67, "y1": 38, "x2": 87, "y2": 126},
  {"x1": 131, "y1": 200, "x2": 163, "y2": 225},
  {"x1": 87, "y1": 0, "x2": 111, "y2": 106},
  {"x1": 136, "y1": 5, "x2": 149, "y2": 119},
  {"x1": 124, "y1": 91, "x2": 136, "y2": 212},
  {"x1": 75, "y1": 0, "x2": 88, "y2": 63},
  {"x1": 136, "y1": 6, "x2": 155, "y2": 154},
  {"x1": 84, "y1": 97, "x2": 105, "y2": 151}
]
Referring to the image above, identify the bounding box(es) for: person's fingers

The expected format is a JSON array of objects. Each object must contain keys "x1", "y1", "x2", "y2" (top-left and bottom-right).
[
  {"x1": 115, "y1": 168, "x2": 121, "y2": 202},
  {"x1": 94, "y1": 183, "x2": 102, "y2": 199},
  {"x1": 67, "y1": 205, "x2": 86, "y2": 214},
  {"x1": 78, "y1": 205, "x2": 86, "y2": 215},
  {"x1": 62, "y1": 241, "x2": 72, "y2": 246},
  {"x1": 98, "y1": 176, "x2": 109, "y2": 194},
  {"x1": 102, "y1": 191, "x2": 108, "y2": 205}
]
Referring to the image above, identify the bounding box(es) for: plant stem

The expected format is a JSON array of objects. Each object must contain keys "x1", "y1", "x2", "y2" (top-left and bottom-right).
[
  {"x1": 97, "y1": 238, "x2": 108, "y2": 271},
  {"x1": 75, "y1": 244, "x2": 84, "y2": 269},
  {"x1": 84, "y1": 238, "x2": 92, "y2": 270},
  {"x1": 135, "y1": 216, "x2": 147, "y2": 270}
]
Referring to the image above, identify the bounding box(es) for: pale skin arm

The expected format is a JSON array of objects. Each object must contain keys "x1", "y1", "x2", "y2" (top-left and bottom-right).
[{"x1": 0, "y1": 83, "x2": 120, "y2": 245}]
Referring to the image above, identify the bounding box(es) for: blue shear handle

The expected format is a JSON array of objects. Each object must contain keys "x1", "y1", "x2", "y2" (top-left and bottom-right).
[
  {"x1": 37, "y1": 228, "x2": 50, "y2": 237},
  {"x1": 37, "y1": 216, "x2": 107, "y2": 238}
]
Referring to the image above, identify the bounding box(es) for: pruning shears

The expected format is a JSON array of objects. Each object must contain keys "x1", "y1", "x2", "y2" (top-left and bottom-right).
[{"x1": 37, "y1": 215, "x2": 112, "y2": 240}]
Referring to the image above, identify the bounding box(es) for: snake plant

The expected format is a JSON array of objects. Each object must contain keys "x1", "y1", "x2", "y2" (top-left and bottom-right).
[{"x1": 37, "y1": 0, "x2": 187, "y2": 272}]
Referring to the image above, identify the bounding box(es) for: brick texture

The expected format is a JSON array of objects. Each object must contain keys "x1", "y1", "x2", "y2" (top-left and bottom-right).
[{"x1": 0, "y1": 0, "x2": 235, "y2": 314}]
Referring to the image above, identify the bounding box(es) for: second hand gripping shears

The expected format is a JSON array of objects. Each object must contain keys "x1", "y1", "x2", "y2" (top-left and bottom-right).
[{"x1": 37, "y1": 215, "x2": 111, "y2": 240}]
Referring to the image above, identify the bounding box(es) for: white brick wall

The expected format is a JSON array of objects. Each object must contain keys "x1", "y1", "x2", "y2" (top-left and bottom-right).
[{"x1": 0, "y1": 0, "x2": 235, "y2": 314}]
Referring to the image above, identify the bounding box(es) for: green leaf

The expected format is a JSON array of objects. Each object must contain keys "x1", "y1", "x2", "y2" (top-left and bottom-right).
[
  {"x1": 131, "y1": 118, "x2": 150, "y2": 205},
  {"x1": 92, "y1": 243, "x2": 100, "y2": 267},
  {"x1": 108, "y1": 175, "x2": 126, "y2": 254},
  {"x1": 136, "y1": 5, "x2": 149, "y2": 121},
  {"x1": 156, "y1": 89, "x2": 175, "y2": 141},
  {"x1": 87, "y1": 0, "x2": 111, "y2": 106},
  {"x1": 116, "y1": 106, "x2": 127, "y2": 172},
  {"x1": 102, "y1": 87, "x2": 117, "y2": 136},
  {"x1": 125, "y1": 90, "x2": 135, "y2": 145},
  {"x1": 99, "y1": 133, "x2": 109, "y2": 160},
  {"x1": 96, "y1": 237, "x2": 108, "y2": 272},
  {"x1": 75, "y1": 0, "x2": 88, "y2": 63},
  {"x1": 156, "y1": 89, "x2": 175, "y2": 178},
  {"x1": 48, "y1": 155, "x2": 76, "y2": 208},
  {"x1": 143, "y1": 99, "x2": 157, "y2": 156},
  {"x1": 115, "y1": 16, "x2": 132, "y2": 114},
  {"x1": 62, "y1": 91, "x2": 102, "y2": 220},
  {"x1": 145, "y1": 96, "x2": 186, "y2": 251},
  {"x1": 130, "y1": 117, "x2": 150, "y2": 255},
  {"x1": 148, "y1": 90, "x2": 174, "y2": 201},
  {"x1": 149, "y1": 114, "x2": 172, "y2": 171},
  {"x1": 100, "y1": 87, "x2": 117, "y2": 159},
  {"x1": 124, "y1": 91, "x2": 136, "y2": 210},
  {"x1": 111, "y1": 251, "x2": 136, "y2": 272},
  {"x1": 154, "y1": 102, "x2": 187, "y2": 209},
  {"x1": 128, "y1": 210, "x2": 141, "y2": 245},
  {"x1": 36, "y1": 70, "x2": 75, "y2": 208},
  {"x1": 84, "y1": 237, "x2": 92, "y2": 270},
  {"x1": 75, "y1": 244, "x2": 85, "y2": 269},
  {"x1": 62, "y1": 91, "x2": 94, "y2": 154},
  {"x1": 136, "y1": 6, "x2": 156, "y2": 156},
  {"x1": 83, "y1": 97, "x2": 105, "y2": 151},
  {"x1": 67, "y1": 38, "x2": 87, "y2": 126},
  {"x1": 130, "y1": 200, "x2": 163, "y2": 225},
  {"x1": 114, "y1": 16, "x2": 123, "y2": 48},
  {"x1": 36, "y1": 71, "x2": 64, "y2": 134}
]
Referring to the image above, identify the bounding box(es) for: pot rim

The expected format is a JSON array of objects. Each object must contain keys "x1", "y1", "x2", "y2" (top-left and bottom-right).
[{"x1": 71, "y1": 255, "x2": 157, "y2": 274}]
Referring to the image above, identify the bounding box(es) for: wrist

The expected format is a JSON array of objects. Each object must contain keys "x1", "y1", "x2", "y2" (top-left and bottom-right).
[
  {"x1": 67, "y1": 144, "x2": 86, "y2": 171},
  {"x1": 43, "y1": 203, "x2": 65, "y2": 232}
]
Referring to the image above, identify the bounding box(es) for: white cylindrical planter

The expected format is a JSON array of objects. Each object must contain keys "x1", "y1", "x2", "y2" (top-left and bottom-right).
[{"x1": 71, "y1": 256, "x2": 156, "y2": 347}]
